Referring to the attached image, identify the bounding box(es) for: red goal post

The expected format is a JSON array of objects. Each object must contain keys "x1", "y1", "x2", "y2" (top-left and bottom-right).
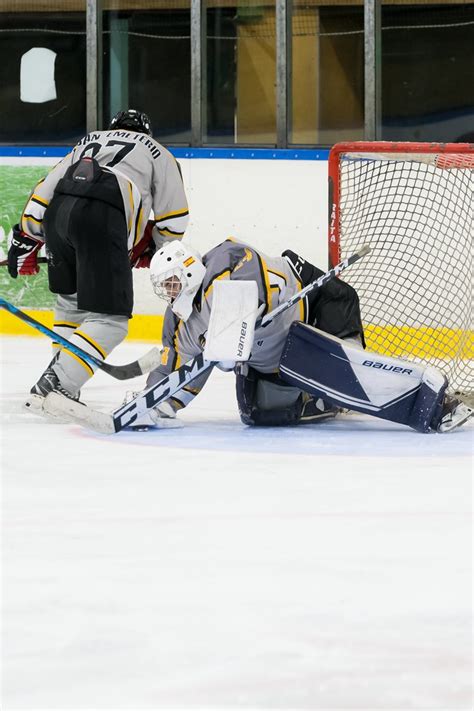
[{"x1": 328, "y1": 141, "x2": 474, "y2": 397}]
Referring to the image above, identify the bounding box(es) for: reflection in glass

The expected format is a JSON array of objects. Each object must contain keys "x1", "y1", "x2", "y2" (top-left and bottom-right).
[
  {"x1": 103, "y1": 2, "x2": 191, "y2": 144},
  {"x1": 381, "y1": 4, "x2": 474, "y2": 142},
  {"x1": 205, "y1": 2, "x2": 277, "y2": 145},
  {"x1": 0, "y1": 3, "x2": 86, "y2": 143},
  {"x1": 20, "y1": 48, "x2": 57, "y2": 104},
  {"x1": 290, "y1": 2, "x2": 364, "y2": 146}
]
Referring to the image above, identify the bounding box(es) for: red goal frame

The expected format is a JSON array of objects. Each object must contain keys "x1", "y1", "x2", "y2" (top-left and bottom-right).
[{"x1": 328, "y1": 141, "x2": 474, "y2": 268}]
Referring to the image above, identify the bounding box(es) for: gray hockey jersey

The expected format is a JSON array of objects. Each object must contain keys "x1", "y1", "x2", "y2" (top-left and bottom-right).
[
  {"x1": 20, "y1": 129, "x2": 189, "y2": 251},
  {"x1": 149, "y1": 238, "x2": 310, "y2": 411}
]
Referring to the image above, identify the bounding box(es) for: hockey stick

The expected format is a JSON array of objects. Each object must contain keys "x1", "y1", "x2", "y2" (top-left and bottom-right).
[
  {"x1": 0, "y1": 220, "x2": 153, "y2": 268},
  {"x1": 0, "y1": 297, "x2": 162, "y2": 380},
  {"x1": 43, "y1": 244, "x2": 371, "y2": 433},
  {"x1": 0, "y1": 257, "x2": 48, "y2": 267},
  {"x1": 261, "y1": 245, "x2": 371, "y2": 327}
]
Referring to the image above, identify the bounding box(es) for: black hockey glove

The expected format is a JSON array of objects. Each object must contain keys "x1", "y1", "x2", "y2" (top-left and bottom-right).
[{"x1": 8, "y1": 224, "x2": 44, "y2": 278}]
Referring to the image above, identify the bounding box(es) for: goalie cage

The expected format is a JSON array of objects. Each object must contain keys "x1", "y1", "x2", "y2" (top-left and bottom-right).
[{"x1": 328, "y1": 141, "x2": 473, "y2": 402}]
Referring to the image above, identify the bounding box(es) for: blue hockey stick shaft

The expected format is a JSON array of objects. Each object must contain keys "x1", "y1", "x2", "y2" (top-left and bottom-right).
[{"x1": 0, "y1": 297, "x2": 161, "y2": 380}]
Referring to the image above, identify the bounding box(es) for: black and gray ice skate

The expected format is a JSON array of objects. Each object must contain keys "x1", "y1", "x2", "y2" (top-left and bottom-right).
[
  {"x1": 299, "y1": 394, "x2": 340, "y2": 424},
  {"x1": 24, "y1": 363, "x2": 81, "y2": 419},
  {"x1": 437, "y1": 396, "x2": 474, "y2": 433}
]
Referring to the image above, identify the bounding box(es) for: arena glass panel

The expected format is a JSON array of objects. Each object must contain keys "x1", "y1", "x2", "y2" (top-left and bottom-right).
[
  {"x1": 0, "y1": 1, "x2": 87, "y2": 144},
  {"x1": 204, "y1": 1, "x2": 277, "y2": 145},
  {"x1": 289, "y1": 2, "x2": 364, "y2": 146},
  {"x1": 102, "y1": 2, "x2": 191, "y2": 145},
  {"x1": 380, "y1": 4, "x2": 474, "y2": 143}
]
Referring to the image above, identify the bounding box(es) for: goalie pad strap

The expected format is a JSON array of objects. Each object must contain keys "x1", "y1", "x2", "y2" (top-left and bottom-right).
[{"x1": 279, "y1": 322, "x2": 447, "y2": 432}]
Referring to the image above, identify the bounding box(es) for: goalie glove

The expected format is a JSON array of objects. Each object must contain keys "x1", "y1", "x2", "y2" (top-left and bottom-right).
[
  {"x1": 8, "y1": 224, "x2": 44, "y2": 278},
  {"x1": 122, "y1": 391, "x2": 183, "y2": 430}
]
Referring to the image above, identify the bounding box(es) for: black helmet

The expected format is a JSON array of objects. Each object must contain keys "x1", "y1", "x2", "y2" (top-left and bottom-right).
[{"x1": 109, "y1": 109, "x2": 152, "y2": 136}]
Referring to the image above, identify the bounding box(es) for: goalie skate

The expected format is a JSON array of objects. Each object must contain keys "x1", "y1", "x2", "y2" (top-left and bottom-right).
[
  {"x1": 437, "y1": 399, "x2": 474, "y2": 433},
  {"x1": 299, "y1": 394, "x2": 340, "y2": 424}
]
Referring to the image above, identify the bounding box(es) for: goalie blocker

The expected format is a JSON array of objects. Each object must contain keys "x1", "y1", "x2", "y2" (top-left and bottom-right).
[{"x1": 279, "y1": 322, "x2": 452, "y2": 433}]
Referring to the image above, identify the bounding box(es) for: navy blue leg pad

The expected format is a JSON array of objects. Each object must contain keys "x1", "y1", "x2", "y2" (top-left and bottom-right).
[{"x1": 279, "y1": 322, "x2": 446, "y2": 432}]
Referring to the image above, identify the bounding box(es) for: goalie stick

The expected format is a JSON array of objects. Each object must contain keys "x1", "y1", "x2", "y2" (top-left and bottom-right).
[
  {"x1": 0, "y1": 297, "x2": 162, "y2": 380},
  {"x1": 43, "y1": 244, "x2": 371, "y2": 433},
  {"x1": 261, "y1": 245, "x2": 370, "y2": 327}
]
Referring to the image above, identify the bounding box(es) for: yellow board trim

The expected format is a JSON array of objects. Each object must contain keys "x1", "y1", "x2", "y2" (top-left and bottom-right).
[
  {"x1": 0, "y1": 309, "x2": 165, "y2": 342},
  {"x1": 364, "y1": 324, "x2": 474, "y2": 360},
  {"x1": 1, "y1": 309, "x2": 54, "y2": 335},
  {"x1": 1, "y1": 310, "x2": 472, "y2": 360}
]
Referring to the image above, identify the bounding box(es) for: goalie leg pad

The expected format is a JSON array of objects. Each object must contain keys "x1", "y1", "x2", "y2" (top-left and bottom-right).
[
  {"x1": 407, "y1": 366, "x2": 448, "y2": 432},
  {"x1": 235, "y1": 364, "x2": 337, "y2": 427},
  {"x1": 235, "y1": 365, "x2": 303, "y2": 426},
  {"x1": 279, "y1": 322, "x2": 446, "y2": 432}
]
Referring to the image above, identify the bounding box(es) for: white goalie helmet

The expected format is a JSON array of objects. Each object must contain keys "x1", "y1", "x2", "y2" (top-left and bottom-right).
[{"x1": 150, "y1": 240, "x2": 206, "y2": 321}]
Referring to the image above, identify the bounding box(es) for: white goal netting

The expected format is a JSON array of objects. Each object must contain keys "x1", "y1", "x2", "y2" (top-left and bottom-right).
[{"x1": 329, "y1": 141, "x2": 474, "y2": 396}]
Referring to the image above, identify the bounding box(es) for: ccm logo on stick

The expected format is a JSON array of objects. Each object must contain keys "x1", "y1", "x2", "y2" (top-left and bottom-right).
[{"x1": 362, "y1": 359, "x2": 413, "y2": 375}]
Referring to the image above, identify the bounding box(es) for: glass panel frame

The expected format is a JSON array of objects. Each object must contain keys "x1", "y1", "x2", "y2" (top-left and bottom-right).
[{"x1": 0, "y1": 1, "x2": 88, "y2": 144}]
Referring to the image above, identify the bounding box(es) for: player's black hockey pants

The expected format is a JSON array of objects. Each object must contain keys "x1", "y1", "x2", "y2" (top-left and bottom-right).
[{"x1": 43, "y1": 194, "x2": 132, "y2": 317}]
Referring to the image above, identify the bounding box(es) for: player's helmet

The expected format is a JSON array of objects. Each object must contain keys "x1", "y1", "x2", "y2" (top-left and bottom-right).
[
  {"x1": 150, "y1": 240, "x2": 206, "y2": 322},
  {"x1": 108, "y1": 109, "x2": 152, "y2": 136}
]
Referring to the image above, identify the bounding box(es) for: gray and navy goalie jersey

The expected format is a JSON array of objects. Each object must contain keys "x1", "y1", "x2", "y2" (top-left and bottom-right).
[
  {"x1": 148, "y1": 238, "x2": 311, "y2": 411},
  {"x1": 20, "y1": 129, "x2": 189, "y2": 252}
]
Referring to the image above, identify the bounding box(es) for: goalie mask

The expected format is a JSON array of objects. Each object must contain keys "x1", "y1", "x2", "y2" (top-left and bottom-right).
[
  {"x1": 150, "y1": 241, "x2": 206, "y2": 321},
  {"x1": 109, "y1": 109, "x2": 152, "y2": 136}
]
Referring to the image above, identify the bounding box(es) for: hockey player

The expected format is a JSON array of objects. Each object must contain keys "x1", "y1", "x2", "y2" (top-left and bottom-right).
[
  {"x1": 136, "y1": 237, "x2": 365, "y2": 429},
  {"x1": 7, "y1": 109, "x2": 189, "y2": 412},
  {"x1": 139, "y1": 238, "x2": 472, "y2": 433}
]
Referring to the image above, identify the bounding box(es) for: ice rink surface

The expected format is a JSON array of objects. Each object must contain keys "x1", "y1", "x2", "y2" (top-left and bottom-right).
[{"x1": 1, "y1": 336, "x2": 473, "y2": 711}]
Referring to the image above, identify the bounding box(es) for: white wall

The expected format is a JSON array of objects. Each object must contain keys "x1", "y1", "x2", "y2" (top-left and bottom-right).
[{"x1": 138, "y1": 157, "x2": 329, "y2": 313}]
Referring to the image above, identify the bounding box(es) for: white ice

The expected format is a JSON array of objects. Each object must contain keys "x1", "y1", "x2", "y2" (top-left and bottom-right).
[{"x1": 1, "y1": 336, "x2": 472, "y2": 711}]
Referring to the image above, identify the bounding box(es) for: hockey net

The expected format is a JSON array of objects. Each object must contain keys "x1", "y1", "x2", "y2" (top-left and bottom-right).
[{"x1": 328, "y1": 141, "x2": 474, "y2": 399}]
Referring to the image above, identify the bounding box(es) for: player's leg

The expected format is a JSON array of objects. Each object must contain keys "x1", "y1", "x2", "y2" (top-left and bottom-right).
[
  {"x1": 280, "y1": 322, "x2": 472, "y2": 432},
  {"x1": 48, "y1": 309, "x2": 128, "y2": 396},
  {"x1": 25, "y1": 195, "x2": 80, "y2": 405},
  {"x1": 28, "y1": 197, "x2": 131, "y2": 403}
]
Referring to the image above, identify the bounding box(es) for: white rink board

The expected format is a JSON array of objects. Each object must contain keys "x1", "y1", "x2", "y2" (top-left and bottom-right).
[{"x1": 1, "y1": 155, "x2": 329, "y2": 315}]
